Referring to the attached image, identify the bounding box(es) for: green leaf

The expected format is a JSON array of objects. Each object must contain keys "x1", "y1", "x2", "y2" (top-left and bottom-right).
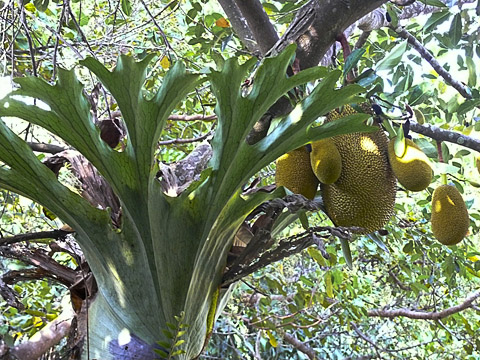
[
  {"x1": 156, "y1": 341, "x2": 171, "y2": 349},
  {"x1": 340, "y1": 238, "x2": 353, "y2": 269},
  {"x1": 466, "y1": 56, "x2": 477, "y2": 88},
  {"x1": 33, "y1": 0, "x2": 49, "y2": 12},
  {"x1": 375, "y1": 40, "x2": 408, "y2": 72},
  {"x1": 121, "y1": 0, "x2": 132, "y2": 16},
  {"x1": 173, "y1": 339, "x2": 185, "y2": 348},
  {"x1": 394, "y1": 130, "x2": 405, "y2": 158},
  {"x1": 308, "y1": 248, "x2": 327, "y2": 267},
  {"x1": 367, "y1": 233, "x2": 390, "y2": 254},
  {"x1": 171, "y1": 349, "x2": 187, "y2": 356},
  {"x1": 458, "y1": 99, "x2": 480, "y2": 115},
  {"x1": 386, "y1": 3, "x2": 399, "y2": 27},
  {"x1": 325, "y1": 271, "x2": 334, "y2": 298},
  {"x1": 154, "y1": 349, "x2": 169, "y2": 357},
  {"x1": 166, "y1": 322, "x2": 177, "y2": 331},
  {"x1": 344, "y1": 48, "x2": 365, "y2": 78},
  {"x1": 298, "y1": 211, "x2": 310, "y2": 230},
  {"x1": 424, "y1": 11, "x2": 450, "y2": 33},
  {"x1": 403, "y1": 241, "x2": 414, "y2": 254},
  {"x1": 162, "y1": 329, "x2": 174, "y2": 339},
  {"x1": 449, "y1": 13, "x2": 462, "y2": 47}
]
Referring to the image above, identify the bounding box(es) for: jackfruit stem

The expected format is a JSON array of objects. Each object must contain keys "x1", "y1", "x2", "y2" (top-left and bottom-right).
[
  {"x1": 441, "y1": 173, "x2": 447, "y2": 185},
  {"x1": 383, "y1": 119, "x2": 397, "y2": 139}
]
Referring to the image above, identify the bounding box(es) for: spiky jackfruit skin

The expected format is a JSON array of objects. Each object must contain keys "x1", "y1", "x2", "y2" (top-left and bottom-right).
[
  {"x1": 321, "y1": 105, "x2": 396, "y2": 234},
  {"x1": 388, "y1": 138, "x2": 432, "y2": 191},
  {"x1": 310, "y1": 139, "x2": 342, "y2": 184},
  {"x1": 275, "y1": 147, "x2": 319, "y2": 199},
  {"x1": 431, "y1": 184, "x2": 469, "y2": 246}
]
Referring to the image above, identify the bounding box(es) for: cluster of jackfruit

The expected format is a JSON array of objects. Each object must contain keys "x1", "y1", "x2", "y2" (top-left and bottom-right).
[
  {"x1": 320, "y1": 105, "x2": 397, "y2": 234},
  {"x1": 274, "y1": 104, "x2": 470, "y2": 244},
  {"x1": 275, "y1": 104, "x2": 396, "y2": 234}
]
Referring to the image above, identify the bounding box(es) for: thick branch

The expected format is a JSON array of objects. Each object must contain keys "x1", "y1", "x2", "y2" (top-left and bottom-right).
[
  {"x1": 270, "y1": 0, "x2": 388, "y2": 70},
  {"x1": 367, "y1": 291, "x2": 480, "y2": 320},
  {"x1": 392, "y1": 25, "x2": 472, "y2": 100},
  {"x1": 233, "y1": 0, "x2": 279, "y2": 55},
  {"x1": 410, "y1": 121, "x2": 480, "y2": 153},
  {"x1": 7, "y1": 300, "x2": 74, "y2": 360},
  {"x1": 27, "y1": 142, "x2": 66, "y2": 154},
  {"x1": 216, "y1": 0, "x2": 260, "y2": 54}
]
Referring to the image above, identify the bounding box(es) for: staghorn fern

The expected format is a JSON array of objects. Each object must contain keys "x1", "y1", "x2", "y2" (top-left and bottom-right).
[{"x1": 0, "y1": 44, "x2": 372, "y2": 359}]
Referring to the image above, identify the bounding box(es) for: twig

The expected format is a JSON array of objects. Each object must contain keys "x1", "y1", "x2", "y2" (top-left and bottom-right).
[
  {"x1": 282, "y1": 332, "x2": 316, "y2": 360},
  {"x1": 350, "y1": 322, "x2": 384, "y2": 359},
  {"x1": 139, "y1": 0, "x2": 173, "y2": 52},
  {"x1": 44, "y1": 24, "x2": 84, "y2": 59},
  {"x1": 106, "y1": 110, "x2": 216, "y2": 122},
  {"x1": 158, "y1": 130, "x2": 213, "y2": 145},
  {"x1": 66, "y1": 0, "x2": 94, "y2": 54},
  {"x1": 392, "y1": 25, "x2": 472, "y2": 100},
  {"x1": 0, "y1": 229, "x2": 73, "y2": 246},
  {"x1": 52, "y1": 0, "x2": 69, "y2": 79},
  {"x1": 367, "y1": 291, "x2": 480, "y2": 320},
  {"x1": 19, "y1": 5, "x2": 37, "y2": 77},
  {"x1": 168, "y1": 114, "x2": 217, "y2": 122}
]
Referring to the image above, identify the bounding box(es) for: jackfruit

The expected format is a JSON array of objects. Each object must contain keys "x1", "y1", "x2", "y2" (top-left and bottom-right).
[
  {"x1": 431, "y1": 184, "x2": 469, "y2": 246},
  {"x1": 321, "y1": 105, "x2": 396, "y2": 234},
  {"x1": 388, "y1": 137, "x2": 432, "y2": 191},
  {"x1": 275, "y1": 146, "x2": 319, "y2": 199},
  {"x1": 310, "y1": 138, "x2": 342, "y2": 184}
]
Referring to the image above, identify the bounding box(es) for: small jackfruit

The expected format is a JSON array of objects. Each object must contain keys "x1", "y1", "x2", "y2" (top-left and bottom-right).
[
  {"x1": 388, "y1": 137, "x2": 432, "y2": 191},
  {"x1": 321, "y1": 105, "x2": 396, "y2": 234},
  {"x1": 431, "y1": 184, "x2": 469, "y2": 246},
  {"x1": 275, "y1": 147, "x2": 319, "y2": 199},
  {"x1": 310, "y1": 138, "x2": 342, "y2": 184}
]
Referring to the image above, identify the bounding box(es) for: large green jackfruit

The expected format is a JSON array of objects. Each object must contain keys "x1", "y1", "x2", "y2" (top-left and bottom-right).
[
  {"x1": 310, "y1": 138, "x2": 342, "y2": 184},
  {"x1": 388, "y1": 137, "x2": 432, "y2": 191},
  {"x1": 321, "y1": 105, "x2": 396, "y2": 234},
  {"x1": 431, "y1": 184, "x2": 469, "y2": 246},
  {"x1": 275, "y1": 147, "x2": 319, "y2": 199}
]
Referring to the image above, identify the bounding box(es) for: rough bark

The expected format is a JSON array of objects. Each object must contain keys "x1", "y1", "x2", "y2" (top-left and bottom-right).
[
  {"x1": 216, "y1": 0, "x2": 260, "y2": 54},
  {"x1": 6, "y1": 301, "x2": 74, "y2": 360},
  {"x1": 233, "y1": 0, "x2": 279, "y2": 55}
]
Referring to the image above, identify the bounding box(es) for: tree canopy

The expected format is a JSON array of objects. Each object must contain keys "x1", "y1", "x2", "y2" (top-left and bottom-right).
[{"x1": 1, "y1": 0, "x2": 480, "y2": 359}]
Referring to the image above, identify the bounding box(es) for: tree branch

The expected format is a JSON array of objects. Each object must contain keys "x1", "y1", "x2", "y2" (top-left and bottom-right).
[
  {"x1": 27, "y1": 142, "x2": 66, "y2": 154},
  {"x1": 7, "y1": 299, "x2": 74, "y2": 360},
  {"x1": 282, "y1": 332, "x2": 316, "y2": 360},
  {"x1": 367, "y1": 291, "x2": 480, "y2": 320},
  {"x1": 216, "y1": 0, "x2": 260, "y2": 54},
  {"x1": 409, "y1": 121, "x2": 480, "y2": 153},
  {"x1": 391, "y1": 25, "x2": 472, "y2": 100},
  {"x1": 233, "y1": 0, "x2": 279, "y2": 56},
  {"x1": 158, "y1": 129, "x2": 213, "y2": 145},
  {"x1": 0, "y1": 229, "x2": 72, "y2": 246}
]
